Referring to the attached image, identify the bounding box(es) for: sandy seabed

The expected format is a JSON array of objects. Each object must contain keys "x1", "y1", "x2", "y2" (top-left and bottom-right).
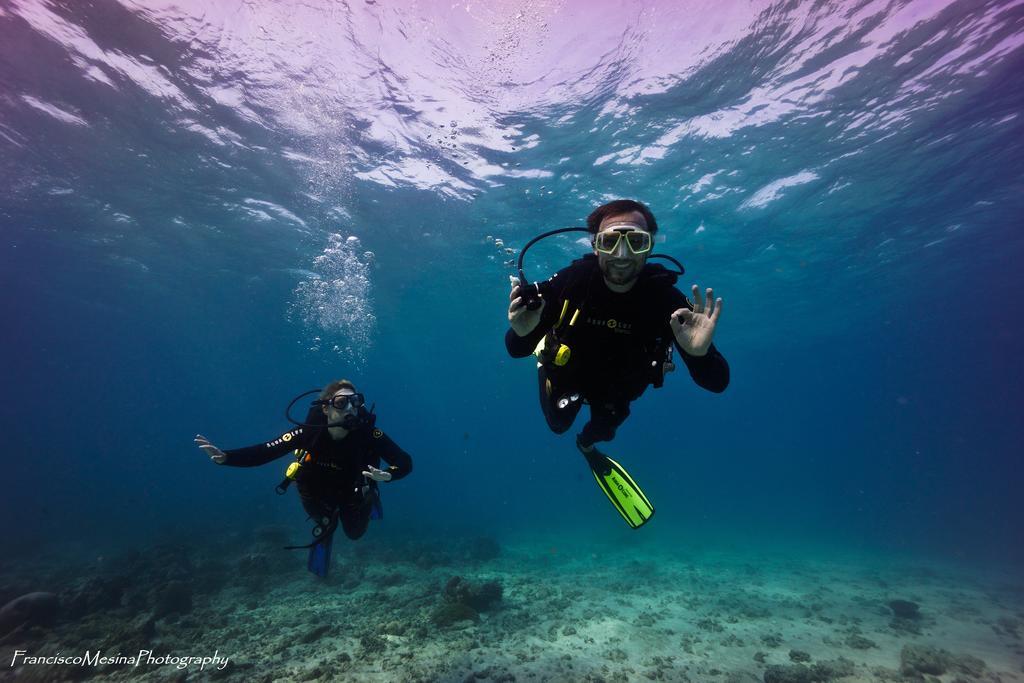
[{"x1": 1, "y1": 534, "x2": 1021, "y2": 682}]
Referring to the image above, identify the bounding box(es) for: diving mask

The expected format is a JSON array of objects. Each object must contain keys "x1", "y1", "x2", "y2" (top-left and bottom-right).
[
  {"x1": 593, "y1": 225, "x2": 652, "y2": 255},
  {"x1": 313, "y1": 393, "x2": 365, "y2": 411}
]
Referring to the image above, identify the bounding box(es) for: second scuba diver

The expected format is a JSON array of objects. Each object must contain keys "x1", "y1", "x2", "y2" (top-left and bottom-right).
[
  {"x1": 195, "y1": 379, "x2": 413, "y2": 576},
  {"x1": 506, "y1": 199, "x2": 729, "y2": 529}
]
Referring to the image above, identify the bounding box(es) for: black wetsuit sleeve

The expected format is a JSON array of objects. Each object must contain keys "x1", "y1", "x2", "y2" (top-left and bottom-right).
[
  {"x1": 371, "y1": 430, "x2": 413, "y2": 481},
  {"x1": 222, "y1": 427, "x2": 312, "y2": 467},
  {"x1": 680, "y1": 344, "x2": 730, "y2": 393},
  {"x1": 505, "y1": 268, "x2": 571, "y2": 358},
  {"x1": 665, "y1": 288, "x2": 730, "y2": 393}
]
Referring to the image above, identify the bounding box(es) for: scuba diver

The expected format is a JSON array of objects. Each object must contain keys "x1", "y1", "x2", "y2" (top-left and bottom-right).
[
  {"x1": 506, "y1": 199, "x2": 729, "y2": 529},
  {"x1": 194, "y1": 379, "x2": 412, "y2": 577}
]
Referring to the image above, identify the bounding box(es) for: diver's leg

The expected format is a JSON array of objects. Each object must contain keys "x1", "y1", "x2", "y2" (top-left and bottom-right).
[
  {"x1": 537, "y1": 364, "x2": 583, "y2": 434},
  {"x1": 339, "y1": 502, "x2": 371, "y2": 540},
  {"x1": 578, "y1": 398, "x2": 631, "y2": 448},
  {"x1": 297, "y1": 482, "x2": 334, "y2": 529}
]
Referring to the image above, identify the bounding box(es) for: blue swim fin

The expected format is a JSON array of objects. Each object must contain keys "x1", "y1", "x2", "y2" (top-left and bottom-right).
[{"x1": 307, "y1": 531, "x2": 334, "y2": 577}]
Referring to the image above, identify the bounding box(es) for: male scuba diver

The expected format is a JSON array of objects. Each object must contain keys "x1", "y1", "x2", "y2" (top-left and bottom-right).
[
  {"x1": 195, "y1": 379, "x2": 412, "y2": 576},
  {"x1": 506, "y1": 199, "x2": 729, "y2": 529}
]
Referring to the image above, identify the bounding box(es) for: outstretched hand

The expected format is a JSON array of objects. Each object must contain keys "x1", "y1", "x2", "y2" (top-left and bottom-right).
[
  {"x1": 362, "y1": 466, "x2": 392, "y2": 482},
  {"x1": 508, "y1": 278, "x2": 546, "y2": 337},
  {"x1": 195, "y1": 434, "x2": 227, "y2": 464},
  {"x1": 670, "y1": 285, "x2": 723, "y2": 357}
]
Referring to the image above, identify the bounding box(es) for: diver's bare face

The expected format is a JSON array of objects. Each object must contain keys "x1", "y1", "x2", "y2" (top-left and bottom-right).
[{"x1": 595, "y1": 211, "x2": 649, "y2": 290}]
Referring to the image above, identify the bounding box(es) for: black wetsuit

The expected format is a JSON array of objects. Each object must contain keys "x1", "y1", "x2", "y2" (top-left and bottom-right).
[
  {"x1": 223, "y1": 410, "x2": 413, "y2": 540},
  {"x1": 506, "y1": 254, "x2": 729, "y2": 446}
]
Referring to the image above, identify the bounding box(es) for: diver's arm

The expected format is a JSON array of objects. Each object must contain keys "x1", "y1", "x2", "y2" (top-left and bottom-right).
[
  {"x1": 666, "y1": 288, "x2": 730, "y2": 393},
  {"x1": 371, "y1": 430, "x2": 413, "y2": 481},
  {"x1": 221, "y1": 427, "x2": 310, "y2": 467},
  {"x1": 505, "y1": 275, "x2": 563, "y2": 357},
  {"x1": 678, "y1": 343, "x2": 730, "y2": 393},
  {"x1": 195, "y1": 435, "x2": 227, "y2": 464},
  {"x1": 505, "y1": 326, "x2": 547, "y2": 358}
]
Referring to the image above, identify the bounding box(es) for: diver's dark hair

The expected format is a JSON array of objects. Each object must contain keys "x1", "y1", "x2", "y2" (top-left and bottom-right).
[
  {"x1": 586, "y1": 199, "x2": 658, "y2": 235},
  {"x1": 319, "y1": 379, "x2": 356, "y2": 401}
]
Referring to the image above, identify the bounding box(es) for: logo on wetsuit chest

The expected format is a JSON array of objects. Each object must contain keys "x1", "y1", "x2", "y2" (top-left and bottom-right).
[
  {"x1": 585, "y1": 317, "x2": 633, "y2": 334},
  {"x1": 313, "y1": 459, "x2": 347, "y2": 471}
]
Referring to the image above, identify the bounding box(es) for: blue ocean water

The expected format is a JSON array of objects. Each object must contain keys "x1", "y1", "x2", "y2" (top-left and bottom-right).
[{"x1": 1, "y1": 0, "x2": 1023, "y2": 679}]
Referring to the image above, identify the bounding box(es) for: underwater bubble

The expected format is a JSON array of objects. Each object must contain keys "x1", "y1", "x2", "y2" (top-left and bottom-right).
[{"x1": 289, "y1": 233, "x2": 376, "y2": 366}]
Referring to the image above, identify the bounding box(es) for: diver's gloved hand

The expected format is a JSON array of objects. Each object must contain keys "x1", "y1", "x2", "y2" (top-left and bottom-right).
[
  {"x1": 508, "y1": 278, "x2": 546, "y2": 336},
  {"x1": 361, "y1": 466, "x2": 392, "y2": 482},
  {"x1": 670, "y1": 284, "x2": 723, "y2": 357},
  {"x1": 194, "y1": 434, "x2": 227, "y2": 465}
]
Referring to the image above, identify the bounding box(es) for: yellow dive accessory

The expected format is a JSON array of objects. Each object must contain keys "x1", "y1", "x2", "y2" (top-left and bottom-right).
[
  {"x1": 276, "y1": 449, "x2": 313, "y2": 494},
  {"x1": 534, "y1": 300, "x2": 580, "y2": 367},
  {"x1": 290, "y1": 449, "x2": 312, "y2": 477}
]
